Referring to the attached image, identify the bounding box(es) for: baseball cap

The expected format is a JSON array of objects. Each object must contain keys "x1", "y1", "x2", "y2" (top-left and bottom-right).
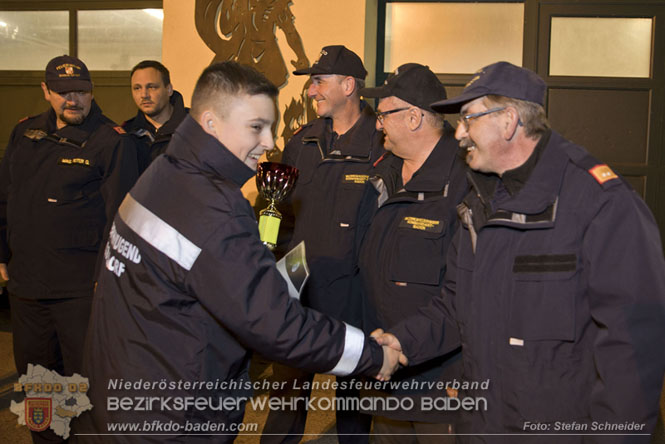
[
  {"x1": 293, "y1": 45, "x2": 367, "y2": 79},
  {"x1": 431, "y1": 61, "x2": 546, "y2": 113},
  {"x1": 44, "y1": 55, "x2": 92, "y2": 93},
  {"x1": 359, "y1": 63, "x2": 447, "y2": 111}
]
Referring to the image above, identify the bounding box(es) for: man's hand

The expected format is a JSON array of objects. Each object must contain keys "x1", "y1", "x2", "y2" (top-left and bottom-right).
[
  {"x1": 371, "y1": 329, "x2": 408, "y2": 362},
  {"x1": 376, "y1": 345, "x2": 401, "y2": 381},
  {"x1": 0, "y1": 263, "x2": 8, "y2": 282},
  {"x1": 372, "y1": 329, "x2": 408, "y2": 381}
]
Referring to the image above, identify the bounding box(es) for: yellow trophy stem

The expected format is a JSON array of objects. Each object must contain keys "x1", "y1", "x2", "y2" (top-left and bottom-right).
[{"x1": 258, "y1": 201, "x2": 282, "y2": 249}]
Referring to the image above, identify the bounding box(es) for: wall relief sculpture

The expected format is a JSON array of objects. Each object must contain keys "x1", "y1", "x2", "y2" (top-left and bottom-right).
[{"x1": 195, "y1": 0, "x2": 316, "y2": 155}]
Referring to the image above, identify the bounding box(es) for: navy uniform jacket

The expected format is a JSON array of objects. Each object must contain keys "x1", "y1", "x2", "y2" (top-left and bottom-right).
[
  {"x1": 0, "y1": 101, "x2": 139, "y2": 299},
  {"x1": 391, "y1": 130, "x2": 665, "y2": 443},
  {"x1": 80, "y1": 116, "x2": 383, "y2": 443},
  {"x1": 122, "y1": 90, "x2": 189, "y2": 172},
  {"x1": 355, "y1": 124, "x2": 467, "y2": 422},
  {"x1": 279, "y1": 102, "x2": 384, "y2": 327}
]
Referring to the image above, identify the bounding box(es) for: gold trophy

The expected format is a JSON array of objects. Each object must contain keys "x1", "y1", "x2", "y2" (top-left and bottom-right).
[{"x1": 256, "y1": 162, "x2": 299, "y2": 250}]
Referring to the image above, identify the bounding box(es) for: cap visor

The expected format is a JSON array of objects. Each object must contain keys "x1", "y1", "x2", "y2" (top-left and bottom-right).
[
  {"x1": 359, "y1": 85, "x2": 392, "y2": 99},
  {"x1": 431, "y1": 89, "x2": 488, "y2": 113},
  {"x1": 47, "y1": 79, "x2": 92, "y2": 94},
  {"x1": 292, "y1": 66, "x2": 329, "y2": 76}
]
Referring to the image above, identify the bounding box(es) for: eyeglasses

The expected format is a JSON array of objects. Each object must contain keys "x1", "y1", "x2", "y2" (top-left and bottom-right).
[
  {"x1": 376, "y1": 107, "x2": 411, "y2": 124},
  {"x1": 458, "y1": 106, "x2": 506, "y2": 130}
]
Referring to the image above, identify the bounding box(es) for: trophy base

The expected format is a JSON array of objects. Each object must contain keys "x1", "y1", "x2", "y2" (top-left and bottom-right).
[{"x1": 258, "y1": 213, "x2": 281, "y2": 249}]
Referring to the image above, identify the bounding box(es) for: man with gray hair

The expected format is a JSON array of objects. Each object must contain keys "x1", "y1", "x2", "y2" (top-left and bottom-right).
[{"x1": 375, "y1": 61, "x2": 665, "y2": 443}]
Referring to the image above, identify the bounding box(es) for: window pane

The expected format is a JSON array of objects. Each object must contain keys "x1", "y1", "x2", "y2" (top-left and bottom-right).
[
  {"x1": 0, "y1": 11, "x2": 69, "y2": 70},
  {"x1": 78, "y1": 9, "x2": 163, "y2": 70},
  {"x1": 385, "y1": 3, "x2": 524, "y2": 74},
  {"x1": 550, "y1": 17, "x2": 652, "y2": 78}
]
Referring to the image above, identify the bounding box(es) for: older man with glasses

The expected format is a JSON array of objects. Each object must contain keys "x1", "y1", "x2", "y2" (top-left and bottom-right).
[
  {"x1": 354, "y1": 63, "x2": 468, "y2": 443},
  {"x1": 375, "y1": 61, "x2": 665, "y2": 443}
]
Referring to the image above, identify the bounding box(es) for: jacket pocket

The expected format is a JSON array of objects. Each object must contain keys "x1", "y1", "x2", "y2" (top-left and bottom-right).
[
  {"x1": 47, "y1": 190, "x2": 102, "y2": 251},
  {"x1": 509, "y1": 254, "x2": 578, "y2": 341},
  {"x1": 389, "y1": 223, "x2": 447, "y2": 286},
  {"x1": 50, "y1": 189, "x2": 86, "y2": 205}
]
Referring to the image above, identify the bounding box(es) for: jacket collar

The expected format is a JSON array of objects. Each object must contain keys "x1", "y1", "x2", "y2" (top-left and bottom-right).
[
  {"x1": 310, "y1": 101, "x2": 377, "y2": 158},
  {"x1": 376, "y1": 122, "x2": 459, "y2": 195},
  {"x1": 129, "y1": 90, "x2": 188, "y2": 137},
  {"x1": 155, "y1": 90, "x2": 188, "y2": 136},
  {"x1": 501, "y1": 130, "x2": 549, "y2": 196},
  {"x1": 497, "y1": 130, "x2": 567, "y2": 214},
  {"x1": 468, "y1": 129, "x2": 567, "y2": 215},
  {"x1": 48, "y1": 100, "x2": 104, "y2": 145},
  {"x1": 167, "y1": 115, "x2": 255, "y2": 188},
  {"x1": 404, "y1": 122, "x2": 459, "y2": 193}
]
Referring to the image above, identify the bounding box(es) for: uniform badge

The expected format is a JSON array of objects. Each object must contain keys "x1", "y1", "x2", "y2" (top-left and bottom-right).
[
  {"x1": 23, "y1": 129, "x2": 48, "y2": 141},
  {"x1": 343, "y1": 174, "x2": 369, "y2": 184},
  {"x1": 25, "y1": 398, "x2": 52, "y2": 432},
  {"x1": 399, "y1": 216, "x2": 443, "y2": 233},
  {"x1": 113, "y1": 126, "x2": 126, "y2": 135},
  {"x1": 58, "y1": 157, "x2": 92, "y2": 167},
  {"x1": 588, "y1": 164, "x2": 618, "y2": 184}
]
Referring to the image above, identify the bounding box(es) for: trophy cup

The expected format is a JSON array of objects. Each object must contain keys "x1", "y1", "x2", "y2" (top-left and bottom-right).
[{"x1": 256, "y1": 162, "x2": 299, "y2": 250}]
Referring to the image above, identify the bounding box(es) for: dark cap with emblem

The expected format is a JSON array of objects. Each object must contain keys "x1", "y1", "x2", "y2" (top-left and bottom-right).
[
  {"x1": 431, "y1": 61, "x2": 546, "y2": 113},
  {"x1": 44, "y1": 55, "x2": 92, "y2": 93},
  {"x1": 359, "y1": 63, "x2": 447, "y2": 111},
  {"x1": 293, "y1": 45, "x2": 367, "y2": 79}
]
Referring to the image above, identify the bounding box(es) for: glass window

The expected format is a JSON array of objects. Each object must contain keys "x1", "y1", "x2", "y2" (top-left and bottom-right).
[
  {"x1": 549, "y1": 17, "x2": 652, "y2": 78},
  {"x1": 384, "y1": 3, "x2": 524, "y2": 74},
  {"x1": 0, "y1": 11, "x2": 69, "y2": 70},
  {"x1": 78, "y1": 9, "x2": 163, "y2": 70}
]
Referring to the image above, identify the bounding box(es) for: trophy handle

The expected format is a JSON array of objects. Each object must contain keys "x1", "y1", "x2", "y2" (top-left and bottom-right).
[{"x1": 258, "y1": 200, "x2": 282, "y2": 250}]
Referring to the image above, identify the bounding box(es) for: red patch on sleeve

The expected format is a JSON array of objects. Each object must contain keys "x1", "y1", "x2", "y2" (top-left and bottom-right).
[
  {"x1": 588, "y1": 164, "x2": 618, "y2": 184},
  {"x1": 113, "y1": 126, "x2": 126, "y2": 135}
]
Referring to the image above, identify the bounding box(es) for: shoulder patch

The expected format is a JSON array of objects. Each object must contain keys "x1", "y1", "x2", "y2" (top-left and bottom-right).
[
  {"x1": 588, "y1": 164, "x2": 618, "y2": 184},
  {"x1": 18, "y1": 116, "x2": 29, "y2": 123},
  {"x1": 113, "y1": 126, "x2": 126, "y2": 135}
]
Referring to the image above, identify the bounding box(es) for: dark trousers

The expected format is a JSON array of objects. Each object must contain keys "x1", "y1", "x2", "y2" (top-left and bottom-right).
[
  {"x1": 260, "y1": 363, "x2": 372, "y2": 444},
  {"x1": 10, "y1": 293, "x2": 93, "y2": 444}
]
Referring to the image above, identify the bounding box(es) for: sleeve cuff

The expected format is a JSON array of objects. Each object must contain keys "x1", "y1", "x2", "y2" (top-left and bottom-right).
[{"x1": 327, "y1": 323, "x2": 365, "y2": 376}]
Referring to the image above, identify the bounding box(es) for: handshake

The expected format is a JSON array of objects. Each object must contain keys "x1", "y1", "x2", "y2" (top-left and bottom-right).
[{"x1": 372, "y1": 329, "x2": 408, "y2": 381}]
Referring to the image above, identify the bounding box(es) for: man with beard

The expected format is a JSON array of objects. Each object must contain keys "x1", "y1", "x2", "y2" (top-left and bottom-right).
[
  {"x1": 375, "y1": 61, "x2": 665, "y2": 443},
  {"x1": 122, "y1": 60, "x2": 189, "y2": 172},
  {"x1": 0, "y1": 55, "x2": 138, "y2": 444}
]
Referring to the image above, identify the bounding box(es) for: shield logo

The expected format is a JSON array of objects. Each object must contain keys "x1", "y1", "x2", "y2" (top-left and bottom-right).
[
  {"x1": 65, "y1": 66, "x2": 75, "y2": 76},
  {"x1": 25, "y1": 398, "x2": 52, "y2": 432}
]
